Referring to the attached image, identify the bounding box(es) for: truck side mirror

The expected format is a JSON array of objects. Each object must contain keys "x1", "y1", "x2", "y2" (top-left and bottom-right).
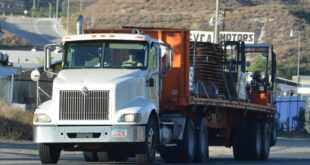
[
  {"x1": 44, "y1": 44, "x2": 63, "y2": 72},
  {"x1": 160, "y1": 45, "x2": 172, "y2": 74},
  {"x1": 44, "y1": 46, "x2": 51, "y2": 71}
]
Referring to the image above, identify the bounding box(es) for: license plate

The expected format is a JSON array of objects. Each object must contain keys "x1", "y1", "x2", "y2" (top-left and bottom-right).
[
  {"x1": 76, "y1": 133, "x2": 93, "y2": 138},
  {"x1": 111, "y1": 128, "x2": 128, "y2": 138}
]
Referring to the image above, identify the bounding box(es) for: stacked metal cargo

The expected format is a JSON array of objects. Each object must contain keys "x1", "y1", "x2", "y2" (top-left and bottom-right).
[{"x1": 189, "y1": 42, "x2": 226, "y2": 98}]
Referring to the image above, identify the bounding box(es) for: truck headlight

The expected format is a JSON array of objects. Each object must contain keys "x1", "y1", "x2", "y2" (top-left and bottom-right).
[
  {"x1": 33, "y1": 113, "x2": 52, "y2": 123},
  {"x1": 119, "y1": 113, "x2": 141, "y2": 122}
]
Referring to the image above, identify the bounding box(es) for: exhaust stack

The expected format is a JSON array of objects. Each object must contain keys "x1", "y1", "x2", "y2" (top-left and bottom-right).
[{"x1": 76, "y1": 15, "x2": 84, "y2": 35}]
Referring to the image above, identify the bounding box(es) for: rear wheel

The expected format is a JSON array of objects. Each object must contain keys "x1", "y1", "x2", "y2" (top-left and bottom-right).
[
  {"x1": 260, "y1": 122, "x2": 271, "y2": 160},
  {"x1": 160, "y1": 118, "x2": 196, "y2": 163},
  {"x1": 39, "y1": 144, "x2": 61, "y2": 164},
  {"x1": 270, "y1": 122, "x2": 277, "y2": 146},
  {"x1": 83, "y1": 152, "x2": 98, "y2": 162},
  {"x1": 248, "y1": 121, "x2": 263, "y2": 160},
  {"x1": 233, "y1": 119, "x2": 248, "y2": 160},
  {"x1": 233, "y1": 120, "x2": 263, "y2": 160},
  {"x1": 136, "y1": 115, "x2": 158, "y2": 165},
  {"x1": 196, "y1": 118, "x2": 209, "y2": 162}
]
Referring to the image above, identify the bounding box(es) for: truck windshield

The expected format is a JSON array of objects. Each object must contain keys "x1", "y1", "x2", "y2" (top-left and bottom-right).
[{"x1": 63, "y1": 41, "x2": 148, "y2": 69}]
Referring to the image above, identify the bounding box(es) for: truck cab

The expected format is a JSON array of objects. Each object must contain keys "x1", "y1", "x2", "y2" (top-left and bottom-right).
[{"x1": 33, "y1": 32, "x2": 172, "y2": 164}]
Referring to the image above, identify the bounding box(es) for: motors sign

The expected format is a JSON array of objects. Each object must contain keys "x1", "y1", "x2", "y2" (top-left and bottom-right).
[{"x1": 190, "y1": 31, "x2": 255, "y2": 44}]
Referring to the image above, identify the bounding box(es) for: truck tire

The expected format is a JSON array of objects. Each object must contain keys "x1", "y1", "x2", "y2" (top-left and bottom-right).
[
  {"x1": 39, "y1": 144, "x2": 61, "y2": 164},
  {"x1": 83, "y1": 152, "x2": 98, "y2": 162},
  {"x1": 270, "y1": 122, "x2": 277, "y2": 146},
  {"x1": 136, "y1": 115, "x2": 158, "y2": 165},
  {"x1": 160, "y1": 118, "x2": 196, "y2": 163},
  {"x1": 233, "y1": 120, "x2": 262, "y2": 160},
  {"x1": 233, "y1": 119, "x2": 248, "y2": 160},
  {"x1": 98, "y1": 152, "x2": 110, "y2": 162},
  {"x1": 260, "y1": 122, "x2": 271, "y2": 160},
  {"x1": 178, "y1": 118, "x2": 196, "y2": 162},
  {"x1": 108, "y1": 151, "x2": 128, "y2": 162},
  {"x1": 196, "y1": 118, "x2": 209, "y2": 162},
  {"x1": 248, "y1": 121, "x2": 262, "y2": 160}
]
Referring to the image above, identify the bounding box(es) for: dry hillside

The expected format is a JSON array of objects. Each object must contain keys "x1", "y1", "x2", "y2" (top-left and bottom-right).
[
  {"x1": 0, "y1": 30, "x2": 29, "y2": 47},
  {"x1": 80, "y1": 0, "x2": 309, "y2": 78}
]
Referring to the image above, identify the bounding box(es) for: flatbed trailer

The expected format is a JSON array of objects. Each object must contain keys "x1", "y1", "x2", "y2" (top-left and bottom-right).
[
  {"x1": 190, "y1": 97, "x2": 275, "y2": 112},
  {"x1": 84, "y1": 27, "x2": 277, "y2": 162}
]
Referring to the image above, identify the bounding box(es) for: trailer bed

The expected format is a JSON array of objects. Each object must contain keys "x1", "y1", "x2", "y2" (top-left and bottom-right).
[{"x1": 190, "y1": 97, "x2": 275, "y2": 113}]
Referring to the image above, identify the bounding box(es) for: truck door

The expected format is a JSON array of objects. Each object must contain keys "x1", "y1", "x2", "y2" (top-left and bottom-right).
[{"x1": 147, "y1": 43, "x2": 160, "y2": 109}]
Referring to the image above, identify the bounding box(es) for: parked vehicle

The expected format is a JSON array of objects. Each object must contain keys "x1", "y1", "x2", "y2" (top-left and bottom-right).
[{"x1": 32, "y1": 27, "x2": 277, "y2": 164}]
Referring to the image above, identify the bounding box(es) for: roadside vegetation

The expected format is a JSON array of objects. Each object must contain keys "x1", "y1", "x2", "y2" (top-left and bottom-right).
[{"x1": 0, "y1": 101, "x2": 33, "y2": 140}]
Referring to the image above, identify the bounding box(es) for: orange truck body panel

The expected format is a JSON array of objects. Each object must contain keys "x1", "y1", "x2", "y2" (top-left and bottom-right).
[
  {"x1": 143, "y1": 29, "x2": 190, "y2": 109},
  {"x1": 85, "y1": 28, "x2": 191, "y2": 110}
]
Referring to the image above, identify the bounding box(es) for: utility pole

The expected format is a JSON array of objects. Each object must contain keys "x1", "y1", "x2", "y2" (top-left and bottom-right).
[
  {"x1": 80, "y1": 0, "x2": 83, "y2": 12},
  {"x1": 297, "y1": 31, "x2": 301, "y2": 85},
  {"x1": 48, "y1": 2, "x2": 52, "y2": 18},
  {"x1": 290, "y1": 30, "x2": 302, "y2": 87},
  {"x1": 67, "y1": 0, "x2": 70, "y2": 34},
  {"x1": 56, "y1": 0, "x2": 59, "y2": 20},
  {"x1": 214, "y1": 0, "x2": 220, "y2": 44},
  {"x1": 32, "y1": 0, "x2": 36, "y2": 9}
]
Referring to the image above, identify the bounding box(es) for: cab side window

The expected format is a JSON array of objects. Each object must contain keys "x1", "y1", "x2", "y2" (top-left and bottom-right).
[{"x1": 149, "y1": 43, "x2": 159, "y2": 72}]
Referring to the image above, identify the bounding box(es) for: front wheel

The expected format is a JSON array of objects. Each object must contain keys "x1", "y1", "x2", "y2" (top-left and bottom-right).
[
  {"x1": 39, "y1": 144, "x2": 61, "y2": 164},
  {"x1": 83, "y1": 152, "x2": 98, "y2": 162},
  {"x1": 136, "y1": 115, "x2": 159, "y2": 165}
]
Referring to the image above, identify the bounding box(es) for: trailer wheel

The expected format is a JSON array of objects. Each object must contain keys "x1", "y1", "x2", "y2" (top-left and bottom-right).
[
  {"x1": 248, "y1": 121, "x2": 262, "y2": 160},
  {"x1": 196, "y1": 118, "x2": 209, "y2": 162},
  {"x1": 39, "y1": 144, "x2": 61, "y2": 164},
  {"x1": 260, "y1": 123, "x2": 271, "y2": 160},
  {"x1": 136, "y1": 115, "x2": 158, "y2": 165},
  {"x1": 83, "y1": 152, "x2": 98, "y2": 162}
]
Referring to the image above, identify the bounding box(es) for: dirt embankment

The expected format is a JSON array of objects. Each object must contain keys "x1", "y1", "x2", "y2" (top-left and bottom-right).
[
  {"x1": 81, "y1": 0, "x2": 309, "y2": 78},
  {"x1": 0, "y1": 101, "x2": 33, "y2": 140},
  {"x1": 0, "y1": 17, "x2": 29, "y2": 47}
]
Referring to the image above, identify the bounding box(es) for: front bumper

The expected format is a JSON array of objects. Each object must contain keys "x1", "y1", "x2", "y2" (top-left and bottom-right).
[{"x1": 34, "y1": 125, "x2": 145, "y2": 143}]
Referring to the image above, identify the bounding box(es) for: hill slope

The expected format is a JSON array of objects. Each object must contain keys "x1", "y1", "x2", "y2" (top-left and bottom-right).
[{"x1": 81, "y1": 0, "x2": 309, "y2": 78}]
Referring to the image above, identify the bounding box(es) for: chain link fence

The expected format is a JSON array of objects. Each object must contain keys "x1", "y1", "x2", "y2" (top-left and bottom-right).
[{"x1": 0, "y1": 75, "x2": 13, "y2": 103}]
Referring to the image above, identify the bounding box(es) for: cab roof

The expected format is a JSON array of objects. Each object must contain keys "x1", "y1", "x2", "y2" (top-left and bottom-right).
[{"x1": 62, "y1": 33, "x2": 160, "y2": 43}]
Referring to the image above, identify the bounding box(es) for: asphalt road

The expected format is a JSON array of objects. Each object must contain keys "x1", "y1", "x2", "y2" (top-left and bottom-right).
[
  {"x1": 1, "y1": 137, "x2": 310, "y2": 165},
  {"x1": 1, "y1": 16, "x2": 64, "y2": 46}
]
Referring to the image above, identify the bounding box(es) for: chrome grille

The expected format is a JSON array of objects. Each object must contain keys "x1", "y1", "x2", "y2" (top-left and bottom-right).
[{"x1": 59, "y1": 90, "x2": 109, "y2": 120}]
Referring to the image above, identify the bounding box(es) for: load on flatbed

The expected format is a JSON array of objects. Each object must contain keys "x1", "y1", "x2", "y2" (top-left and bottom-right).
[{"x1": 32, "y1": 27, "x2": 277, "y2": 164}]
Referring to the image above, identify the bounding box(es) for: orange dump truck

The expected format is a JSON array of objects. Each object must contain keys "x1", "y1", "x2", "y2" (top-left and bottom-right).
[{"x1": 34, "y1": 27, "x2": 277, "y2": 164}]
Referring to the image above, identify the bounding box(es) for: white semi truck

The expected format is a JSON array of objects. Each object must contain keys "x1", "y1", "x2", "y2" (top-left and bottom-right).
[{"x1": 33, "y1": 28, "x2": 276, "y2": 164}]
